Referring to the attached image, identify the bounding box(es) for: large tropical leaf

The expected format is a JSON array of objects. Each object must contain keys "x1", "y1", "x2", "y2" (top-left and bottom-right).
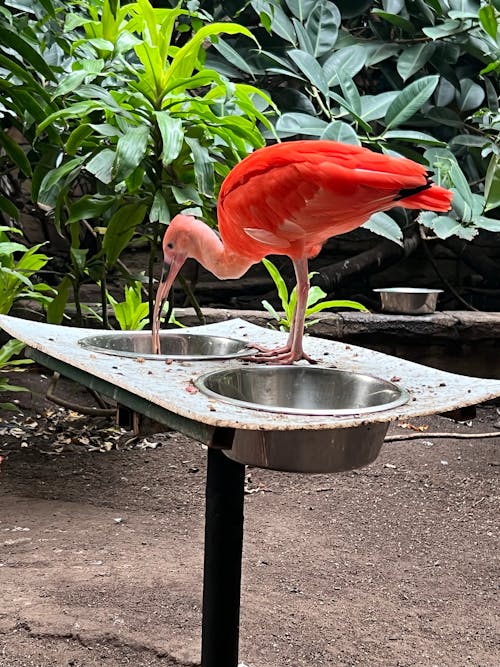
[{"x1": 384, "y1": 75, "x2": 439, "y2": 129}]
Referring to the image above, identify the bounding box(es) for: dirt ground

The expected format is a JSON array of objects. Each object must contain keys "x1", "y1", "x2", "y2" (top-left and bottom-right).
[{"x1": 0, "y1": 367, "x2": 499, "y2": 667}]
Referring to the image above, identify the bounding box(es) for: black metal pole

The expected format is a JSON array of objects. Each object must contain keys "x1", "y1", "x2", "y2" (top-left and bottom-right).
[{"x1": 201, "y1": 447, "x2": 246, "y2": 667}]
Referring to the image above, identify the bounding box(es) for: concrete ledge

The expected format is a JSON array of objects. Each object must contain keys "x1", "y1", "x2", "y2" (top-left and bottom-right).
[
  {"x1": 7, "y1": 302, "x2": 499, "y2": 342},
  {"x1": 173, "y1": 308, "x2": 500, "y2": 342}
]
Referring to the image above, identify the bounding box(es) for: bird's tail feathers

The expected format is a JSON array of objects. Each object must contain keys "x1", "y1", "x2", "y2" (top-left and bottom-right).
[{"x1": 398, "y1": 183, "x2": 453, "y2": 212}]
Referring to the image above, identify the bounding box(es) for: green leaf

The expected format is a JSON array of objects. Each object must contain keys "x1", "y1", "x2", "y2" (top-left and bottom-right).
[
  {"x1": 166, "y1": 22, "x2": 258, "y2": 87},
  {"x1": 397, "y1": 43, "x2": 436, "y2": 82},
  {"x1": 0, "y1": 195, "x2": 19, "y2": 222},
  {"x1": 36, "y1": 101, "x2": 104, "y2": 135},
  {"x1": 321, "y1": 121, "x2": 360, "y2": 145},
  {"x1": 254, "y1": 0, "x2": 296, "y2": 42},
  {"x1": 323, "y1": 45, "x2": 369, "y2": 87},
  {"x1": 85, "y1": 149, "x2": 116, "y2": 184},
  {"x1": 479, "y1": 5, "x2": 498, "y2": 39},
  {"x1": 425, "y1": 148, "x2": 473, "y2": 213},
  {"x1": 0, "y1": 339, "x2": 26, "y2": 366},
  {"x1": 70, "y1": 247, "x2": 88, "y2": 274},
  {"x1": 426, "y1": 214, "x2": 477, "y2": 241},
  {"x1": 484, "y1": 155, "x2": 500, "y2": 212},
  {"x1": 371, "y1": 9, "x2": 415, "y2": 32},
  {"x1": 0, "y1": 25, "x2": 56, "y2": 81},
  {"x1": 53, "y1": 70, "x2": 92, "y2": 98},
  {"x1": 108, "y1": 281, "x2": 149, "y2": 330},
  {"x1": 46, "y1": 275, "x2": 72, "y2": 325},
  {"x1": 0, "y1": 54, "x2": 51, "y2": 103},
  {"x1": 292, "y1": 17, "x2": 314, "y2": 54},
  {"x1": 305, "y1": 1, "x2": 340, "y2": 57},
  {"x1": 383, "y1": 130, "x2": 446, "y2": 146},
  {"x1": 154, "y1": 111, "x2": 184, "y2": 165},
  {"x1": 458, "y1": 79, "x2": 485, "y2": 112},
  {"x1": 306, "y1": 298, "x2": 367, "y2": 316},
  {"x1": 480, "y1": 60, "x2": 500, "y2": 76},
  {"x1": 0, "y1": 242, "x2": 29, "y2": 256},
  {"x1": 335, "y1": 69, "x2": 361, "y2": 115},
  {"x1": 288, "y1": 49, "x2": 329, "y2": 97},
  {"x1": 102, "y1": 203, "x2": 148, "y2": 267},
  {"x1": 285, "y1": 0, "x2": 318, "y2": 21},
  {"x1": 185, "y1": 137, "x2": 214, "y2": 197},
  {"x1": 360, "y1": 92, "x2": 399, "y2": 121},
  {"x1": 328, "y1": 91, "x2": 372, "y2": 133},
  {"x1": 66, "y1": 124, "x2": 93, "y2": 156},
  {"x1": 477, "y1": 216, "x2": 500, "y2": 232},
  {"x1": 275, "y1": 112, "x2": 328, "y2": 137},
  {"x1": 134, "y1": 42, "x2": 163, "y2": 98},
  {"x1": 362, "y1": 212, "x2": 403, "y2": 245},
  {"x1": 67, "y1": 195, "x2": 117, "y2": 223},
  {"x1": 149, "y1": 190, "x2": 170, "y2": 223},
  {"x1": 262, "y1": 258, "x2": 290, "y2": 315},
  {"x1": 0, "y1": 131, "x2": 32, "y2": 177},
  {"x1": 425, "y1": 107, "x2": 463, "y2": 128},
  {"x1": 38, "y1": 157, "x2": 86, "y2": 203},
  {"x1": 422, "y1": 19, "x2": 462, "y2": 39},
  {"x1": 113, "y1": 125, "x2": 150, "y2": 182},
  {"x1": 211, "y1": 38, "x2": 257, "y2": 77},
  {"x1": 385, "y1": 75, "x2": 439, "y2": 129},
  {"x1": 363, "y1": 42, "x2": 400, "y2": 66}
]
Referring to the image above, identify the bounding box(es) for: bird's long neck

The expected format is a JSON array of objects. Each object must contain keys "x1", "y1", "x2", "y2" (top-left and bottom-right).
[{"x1": 188, "y1": 219, "x2": 255, "y2": 280}]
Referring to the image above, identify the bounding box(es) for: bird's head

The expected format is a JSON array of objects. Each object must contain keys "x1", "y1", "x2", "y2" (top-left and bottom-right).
[{"x1": 152, "y1": 214, "x2": 198, "y2": 348}]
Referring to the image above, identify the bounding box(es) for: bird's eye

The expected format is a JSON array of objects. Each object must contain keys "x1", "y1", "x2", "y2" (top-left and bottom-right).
[{"x1": 167, "y1": 242, "x2": 174, "y2": 249}]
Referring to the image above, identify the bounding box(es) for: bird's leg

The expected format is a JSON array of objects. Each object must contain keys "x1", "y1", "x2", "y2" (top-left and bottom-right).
[
  {"x1": 246, "y1": 257, "x2": 316, "y2": 364},
  {"x1": 286, "y1": 257, "x2": 316, "y2": 363}
]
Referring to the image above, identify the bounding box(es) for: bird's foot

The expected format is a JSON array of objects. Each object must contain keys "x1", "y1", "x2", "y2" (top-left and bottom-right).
[{"x1": 244, "y1": 344, "x2": 317, "y2": 365}]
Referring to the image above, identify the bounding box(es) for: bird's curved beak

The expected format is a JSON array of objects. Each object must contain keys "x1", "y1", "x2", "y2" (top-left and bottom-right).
[{"x1": 151, "y1": 255, "x2": 185, "y2": 354}]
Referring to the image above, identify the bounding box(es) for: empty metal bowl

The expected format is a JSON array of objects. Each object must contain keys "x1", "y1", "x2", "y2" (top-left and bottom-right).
[
  {"x1": 78, "y1": 331, "x2": 252, "y2": 360},
  {"x1": 195, "y1": 366, "x2": 409, "y2": 416},
  {"x1": 195, "y1": 367, "x2": 410, "y2": 473},
  {"x1": 373, "y1": 287, "x2": 443, "y2": 314}
]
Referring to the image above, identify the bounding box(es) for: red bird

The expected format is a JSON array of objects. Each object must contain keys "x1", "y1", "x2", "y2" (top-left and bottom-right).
[{"x1": 153, "y1": 140, "x2": 452, "y2": 363}]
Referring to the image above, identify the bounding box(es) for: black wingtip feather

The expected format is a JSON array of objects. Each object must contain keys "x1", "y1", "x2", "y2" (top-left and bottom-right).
[{"x1": 394, "y1": 175, "x2": 432, "y2": 202}]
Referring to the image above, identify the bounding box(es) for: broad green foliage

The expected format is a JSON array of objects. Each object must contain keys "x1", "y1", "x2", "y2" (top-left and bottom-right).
[
  {"x1": 0, "y1": 0, "x2": 499, "y2": 337},
  {"x1": 107, "y1": 280, "x2": 150, "y2": 331},
  {"x1": 0, "y1": 224, "x2": 47, "y2": 408},
  {"x1": 0, "y1": 227, "x2": 53, "y2": 315},
  {"x1": 0, "y1": 0, "x2": 273, "y2": 322},
  {"x1": 207, "y1": 0, "x2": 500, "y2": 243},
  {"x1": 106, "y1": 278, "x2": 184, "y2": 330},
  {"x1": 261, "y1": 258, "x2": 368, "y2": 332},
  {"x1": 0, "y1": 338, "x2": 32, "y2": 411}
]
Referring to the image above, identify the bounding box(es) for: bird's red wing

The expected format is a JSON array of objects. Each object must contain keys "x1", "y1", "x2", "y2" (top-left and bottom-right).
[
  {"x1": 218, "y1": 141, "x2": 451, "y2": 260},
  {"x1": 219, "y1": 158, "x2": 421, "y2": 259}
]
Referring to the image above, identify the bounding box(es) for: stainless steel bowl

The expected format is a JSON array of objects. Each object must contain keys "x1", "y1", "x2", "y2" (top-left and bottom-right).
[
  {"x1": 195, "y1": 366, "x2": 409, "y2": 416},
  {"x1": 373, "y1": 287, "x2": 442, "y2": 314},
  {"x1": 78, "y1": 332, "x2": 252, "y2": 360},
  {"x1": 195, "y1": 367, "x2": 409, "y2": 473},
  {"x1": 229, "y1": 423, "x2": 389, "y2": 473}
]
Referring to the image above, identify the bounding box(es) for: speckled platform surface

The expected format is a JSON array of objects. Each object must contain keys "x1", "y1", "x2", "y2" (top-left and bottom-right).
[{"x1": 1, "y1": 314, "x2": 500, "y2": 432}]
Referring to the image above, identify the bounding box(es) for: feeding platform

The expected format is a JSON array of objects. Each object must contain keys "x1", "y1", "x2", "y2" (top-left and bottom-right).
[{"x1": 1, "y1": 313, "x2": 500, "y2": 667}]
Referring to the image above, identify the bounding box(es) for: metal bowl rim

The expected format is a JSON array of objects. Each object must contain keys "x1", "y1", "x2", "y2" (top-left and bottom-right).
[
  {"x1": 373, "y1": 287, "x2": 443, "y2": 294},
  {"x1": 195, "y1": 365, "x2": 410, "y2": 416},
  {"x1": 78, "y1": 331, "x2": 253, "y2": 360}
]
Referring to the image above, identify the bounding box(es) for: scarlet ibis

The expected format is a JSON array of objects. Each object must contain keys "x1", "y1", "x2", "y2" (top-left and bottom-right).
[{"x1": 153, "y1": 140, "x2": 452, "y2": 363}]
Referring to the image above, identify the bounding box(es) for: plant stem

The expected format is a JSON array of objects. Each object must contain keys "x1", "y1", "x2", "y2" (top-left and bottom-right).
[
  {"x1": 178, "y1": 275, "x2": 206, "y2": 324},
  {"x1": 72, "y1": 277, "x2": 83, "y2": 326},
  {"x1": 149, "y1": 221, "x2": 160, "y2": 324},
  {"x1": 101, "y1": 274, "x2": 109, "y2": 329}
]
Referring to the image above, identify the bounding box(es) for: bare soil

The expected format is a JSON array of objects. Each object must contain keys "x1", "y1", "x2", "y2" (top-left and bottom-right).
[{"x1": 1, "y1": 368, "x2": 499, "y2": 667}]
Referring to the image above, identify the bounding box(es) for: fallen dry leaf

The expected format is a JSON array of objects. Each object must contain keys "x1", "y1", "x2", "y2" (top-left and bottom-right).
[{"x1": 399, "y1": 422, "x2": 429, "y2": 432}]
